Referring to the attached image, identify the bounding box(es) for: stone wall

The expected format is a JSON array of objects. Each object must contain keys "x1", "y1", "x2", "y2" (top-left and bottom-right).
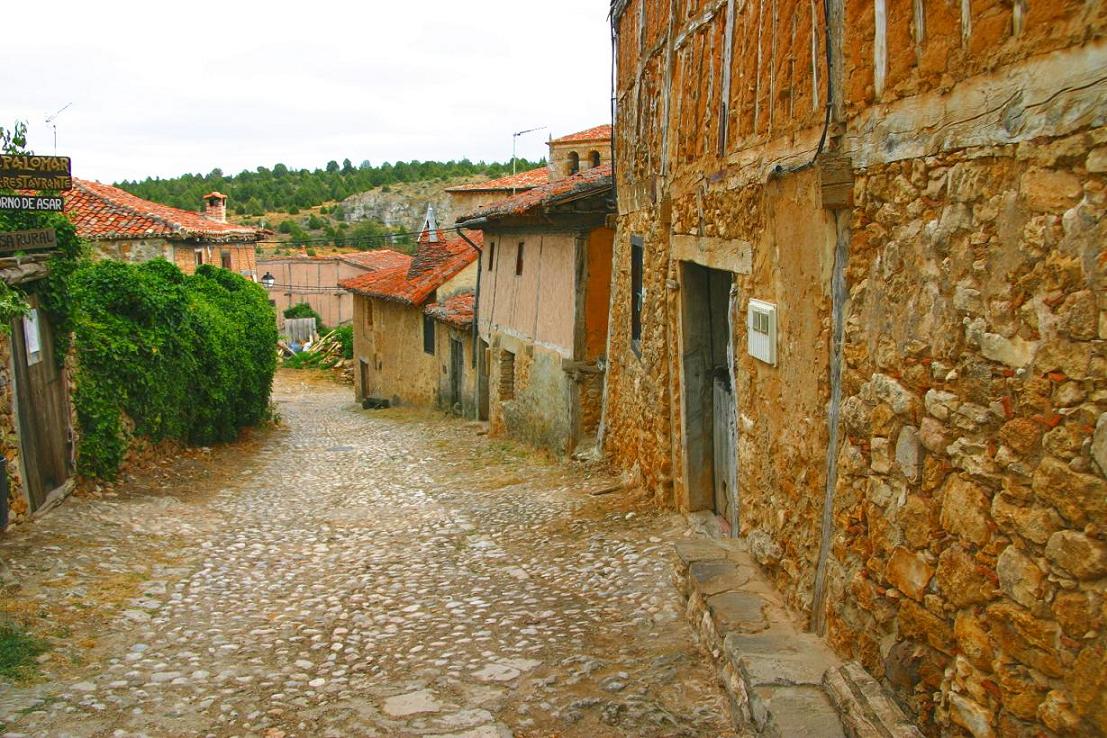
[
  {"x1": 607, "y1": 0, "x2": 1107, "y2": 735},
  {"x1": 0, "y1": 332, "x2": 28, "y2": 526},
  {"x1": 432, "y1": 325, "x2": 477, "y2": 418},
  {"x1": 487, "y1": 337, "x2": 574, "y2": 456},
  {"x1": 822, "y1": 133, "x2": 1107, "y2": 736},
  {"x1": 351, "y1": 296, "x2": 439, "y2": 408}
]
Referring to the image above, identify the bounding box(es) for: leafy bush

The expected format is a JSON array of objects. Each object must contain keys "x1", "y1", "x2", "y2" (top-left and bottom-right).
[
  {"x1": 71, "y1": 260, "x2": 278, "y2": 479},
  {"x1": 332, "y1": 325, "x2": 353, "y2": 359}
]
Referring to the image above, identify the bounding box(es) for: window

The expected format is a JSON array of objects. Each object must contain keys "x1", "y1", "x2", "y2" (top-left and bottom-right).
[
  {"x1": 194, "y1": 249, "x2": 203, "y2": 267},
  {"x1": 487, "y1": 242, "x2": 495, "y2": 271},
  {"x1": 220, "y1": 250, "x2": 232, "y2": 269},
  {"x1": 423, "y1": 312, "x2": 436, "y2": 355},
  {"x1": 515, "y1": 242, "x2": 525, "y2": 276},
  {"x1": 589, "y1": 150, "x2": 601, "y2": 169},
  {"x1": 499, "y1": 349, "x2": 515, "y2": 400},
  {"x1": 567, "y1": 151, "x2": 580, "y2": 175},
  {"x1": 631, "y1": 236, "x2": 644, "y2": 355}
]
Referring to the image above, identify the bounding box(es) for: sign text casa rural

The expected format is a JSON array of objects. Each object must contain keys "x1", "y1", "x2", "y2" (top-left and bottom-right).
[
  {"x1": 0, "y1": 228, "x2": 58, "y2": 254},
  {"x1": 0, "y1": 154, "x2": 72, "y2": 191}
]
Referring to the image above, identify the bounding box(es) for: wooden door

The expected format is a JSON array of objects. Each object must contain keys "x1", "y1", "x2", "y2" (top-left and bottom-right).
[
  {"x1": 478, "y1": 339, "x2": 490, "y2": 421},
  {"x1": 449, "y1": 338, "x2": 463, "y2": 412},
  {"x1": 713, "y1": 374, "x2": 738, "y2": 535},
  {"x1": 10, "y1": 295, "x2": 72, "y2": 511}
]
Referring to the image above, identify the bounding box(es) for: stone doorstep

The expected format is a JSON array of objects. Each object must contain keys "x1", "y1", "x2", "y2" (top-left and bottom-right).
[
  {"x1": 824, "y1": 663, "x2": 925, "y2": 738},
  {"x1": 674, "y1": 539, "x2": 919, "y2": 737}
]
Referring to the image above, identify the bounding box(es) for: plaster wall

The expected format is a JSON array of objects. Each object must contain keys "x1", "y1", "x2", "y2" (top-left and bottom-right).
[
  {"x1": 260, "y1": 257, "x2": 364, "y2": 328},
  {"x1": 432, "y1": 324, "x2": 477, "y2": 417},
  {"x1": 351, "y1": 296, "x2": 438, "y2": 408}
]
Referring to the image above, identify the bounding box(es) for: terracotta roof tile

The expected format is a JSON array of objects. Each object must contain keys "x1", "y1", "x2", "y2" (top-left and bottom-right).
[
  {"x1": 456, "y1": 164, "x2": 613, "y2": 224},
  {"x1": 339, "y1": 232, "x2": 482, "y2": 306},
  {"x1": 338, "y1": 249, "x2": 411, "y2": 270},
  {"x1": 444, "y1": 167, "x2": 549, "y2": 193},
  {"x1": 425, "y1": 290, "x2": 475, "y2": 329},
  {"x1": 550, "y1": 124, "x2": 612, "y2": 144},
  {"x1": 65, "y1": 179, "x2": 258, "y2": 242}
]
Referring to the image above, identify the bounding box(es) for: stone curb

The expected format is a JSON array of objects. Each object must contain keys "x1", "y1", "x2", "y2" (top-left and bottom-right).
[{"x1": 673, "y1": 538, "x2": 922, "y2": 738}]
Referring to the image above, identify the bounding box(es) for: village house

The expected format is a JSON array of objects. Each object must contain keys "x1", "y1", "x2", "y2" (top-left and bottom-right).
[
  {"x1": 0, "y1": 238, "x2": 73, "y2": 528},
  {"x1": 444, "y1": 167, "x2": 550, "y2": 218},
  {"x1": 259, "y1": 250, "x2": 410, "y2": 329},
  {"x1": 455, "y1": 140, "x2": 614, "y2": 456},
  {"x1": 339, "y1": 216, "x2": 481, "y2": 411},
  {"x1": 606, "y1": 1, "x2": 1105, "y2": 736},
  {"x1": 425, "y1": 291, "x2": 478, "y2": 417},
  {"x1": 64, "y1": 180, "x2": 260, "y2": 278}
]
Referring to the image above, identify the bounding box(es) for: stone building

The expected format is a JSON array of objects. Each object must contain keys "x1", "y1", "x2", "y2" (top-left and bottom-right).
[
  {"x1": 456, "y1": 163, "x2": 614, "y2": 456},
  {"x1": 64, "y1": 180, "x2": 260, "y2": 278},
  {"x1": 444, "y1": 167, "x2": 550, "y2": 219},
  {"x1": 339, "y1": 228, "x2": 480, "y2": 411},
  {"x1": 425, "y1": 291, "x2": 478, "y2": 417},
  {"x1": 547, "y1": 124, "x2": 612, "y2": 179},
  {"x1": 605, "y1": 1, "x2": 1105, "y2": 735},
  {"x1": 0, "y1": 245, "x2": 74, "y2": 529},
  {"x1": 259, "y1": 250, "x2": 410, "y2": 329}
]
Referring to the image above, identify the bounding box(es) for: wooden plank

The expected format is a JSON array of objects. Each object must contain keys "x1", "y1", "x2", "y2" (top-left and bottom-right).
[
  {"x1": 819, "y1": 152, "x2": 854, "y2": 209},
  {"x1": 0, "y1": 228, "x2": 57, "y2": 255}
]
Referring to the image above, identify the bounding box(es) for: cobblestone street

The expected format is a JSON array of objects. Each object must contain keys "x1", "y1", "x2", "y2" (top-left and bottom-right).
[{"x1": 0, "y1": 372, "x2": 734, "y2": 738}]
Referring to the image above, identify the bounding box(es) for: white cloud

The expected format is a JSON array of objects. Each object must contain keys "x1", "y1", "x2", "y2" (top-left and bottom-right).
[{"x1": 3, "y1": 0, "x2": 612, "y2": 183}]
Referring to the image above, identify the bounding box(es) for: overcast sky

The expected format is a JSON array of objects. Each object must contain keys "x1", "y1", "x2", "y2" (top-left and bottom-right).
[{"x1": 3, "y1": 1, "x2": 612, "y2": 184}]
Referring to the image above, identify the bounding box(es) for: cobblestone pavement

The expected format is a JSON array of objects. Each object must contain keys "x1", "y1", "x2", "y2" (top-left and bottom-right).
[{"x1": 0, "y1": 372, "x2": 735, "y2": 738}]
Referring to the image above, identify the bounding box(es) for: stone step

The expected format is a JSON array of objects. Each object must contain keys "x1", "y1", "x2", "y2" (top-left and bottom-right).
[
  {"x1": 824, "y1": 663, "x2": 924, "y2": 738},
  {"x1": 673, "y1": 536, "x2": 921, "y2": 738}
]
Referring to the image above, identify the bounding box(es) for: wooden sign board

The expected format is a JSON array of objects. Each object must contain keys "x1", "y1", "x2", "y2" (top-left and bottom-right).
[
  {"x1": 0, "y1": 228, "x2": 57, "y2": 254},
  {"x1": 0, "y1": 154, "x2": 72, "y2": 191},
  {"x1": 0, "y1": 194, "x2": 64, "y2": 212}
]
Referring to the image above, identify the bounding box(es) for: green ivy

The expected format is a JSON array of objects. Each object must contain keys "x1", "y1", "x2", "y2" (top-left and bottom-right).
[{"x1": 71, "y1": 260, "x2": 277, "y2": 479}]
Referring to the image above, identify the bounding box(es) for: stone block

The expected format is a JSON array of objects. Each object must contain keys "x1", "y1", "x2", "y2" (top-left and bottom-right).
[
  {"x1": 724, "y1": 630, "x2": 838, "y2": 687},
  {"x1": 1093, "y1": 412, "x2": 1107, "y2": 477},
  {"x1": 924, "y1": 389, "x2": 960, "y2": 421},
  {"x1": 1020, "y1": 168, "x2": 1082, "y2": 212},
  {"x1": 1032, "y1": 457, "x2": 1107, "y2": 527},
  {"x1": 955, "y1": 611, "x2": 995, "y2": 671},
  {"x1": 1070, "y1": 642, "x2": 1107, "y2": 733},
  {"x1": 896, "y1": 426, "x2": 921, "y2": 481},
  {"x1": 673, "y1": 539, "x2": 728, "y2": 567},
  {"x1": 1045, "y1": 531, "x2": 1107, "y2": 580},
  {"x1": 1052, "y1": 590, "x2": 1102, "y2": 639},
  {"x1": 898, "y1": 599, "x2": 954, "y2": 655},
  {"x1": 688, "y1": 559, "x2": 751, "y2": 596},
  {"x1": 996, "y1": 546, "x2": 1046, "y2": 613},
  {"x1": 707, "y1": 591, "x2": 768, "y2": 635},
  {"x1": 949, "y1": 693, "x2": 996, "y2": 738},
  {"x1": 936, "y1": 545, "x2": 997, "y2": 608},
  {"x1": 754, "y1": 685, "x2": 846, "y2": 737},
  {"x1": 991, "y1": 493, "x2": 1062, "y2": 545},
  {"x1": 988, "y1": 603, "x2": 1064, "y2": 678},
  {"x1": 940, "y1": 475, "x2": 992, "y2": 546},
  {"x1": 824, "y1": 662, "x2": 925, "y2": 738},
  {"x1": 885, "y1": 547, "x2": 933, "y2": 601},
  {"x1": 998, "y1": 418, "x2": 1043, "y2": 456},
  {"x1": 980, "y1": 332, "x2": 1036, "y2": 368},
  {"x1": 918, "y1": 417, "x2": 947, "y2": 454}
]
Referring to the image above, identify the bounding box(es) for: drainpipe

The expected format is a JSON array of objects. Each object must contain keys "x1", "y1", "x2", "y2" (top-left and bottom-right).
[{"x1": 455, "y1": 224, "x2": 485, "y2": 420}]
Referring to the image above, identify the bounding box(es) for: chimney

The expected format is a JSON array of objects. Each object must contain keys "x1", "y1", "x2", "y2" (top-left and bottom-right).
[{"x1": 202, "y1": 191, "x2": 227, "y2": 223}]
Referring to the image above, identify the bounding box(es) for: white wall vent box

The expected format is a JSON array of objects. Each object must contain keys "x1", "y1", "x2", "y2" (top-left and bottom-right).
[{"x1": 747, "y1": 299, "x2": 777, "y2": 366}]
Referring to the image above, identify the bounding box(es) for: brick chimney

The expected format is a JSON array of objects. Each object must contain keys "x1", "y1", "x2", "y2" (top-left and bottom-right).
[{"x1": 202, "y1": 191, "x2": 227, "y2": 223}]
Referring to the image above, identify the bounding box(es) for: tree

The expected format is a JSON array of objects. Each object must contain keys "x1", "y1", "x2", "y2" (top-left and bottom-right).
[
  {"x1": 342, "y1": 158, "x2": 353, "y2": 174},
  {"x1": 326, "y1": 160, "x2": 339, "y2": 173}
]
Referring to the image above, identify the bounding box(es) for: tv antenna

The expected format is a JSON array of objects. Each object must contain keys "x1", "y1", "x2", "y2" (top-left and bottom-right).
[
  {"x1": 45, "y1": 102, "x2": 73, "y2": 154},
  {"x1": 511, "y1": 125, "x2": 546, "y2": 193}
]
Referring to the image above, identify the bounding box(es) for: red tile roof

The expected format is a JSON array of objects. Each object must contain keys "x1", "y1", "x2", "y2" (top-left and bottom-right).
[
  {"x1": 456, "y1": 164, "x2": 613, "y2": 224},
  {"x1": 550, "y1": 124, "x2": 612, "y2": 144},
  {"x1": 65, "y1": 179, "x2": 258, "y2": 242},
  {"x1": 339, "y1": 249, "x2": 411, "y2": 271},
  {"x1": 339, "y1": 232, "x2": 482, "y2": 306},
  {"x1": 425, "y1": 290, "x2": 475, "y2": 329},
  {"x1": 445, "y1": 167, "x2": 549, "y2": 193}
]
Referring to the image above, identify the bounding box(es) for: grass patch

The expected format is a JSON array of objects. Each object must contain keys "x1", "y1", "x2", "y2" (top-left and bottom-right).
[{"x1": 0, "y1": 618, "x2": 49, "y2": 683}]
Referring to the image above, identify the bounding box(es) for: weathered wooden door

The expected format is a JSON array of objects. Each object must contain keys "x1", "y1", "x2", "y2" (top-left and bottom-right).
[
  {"x1": 478, "y1": 339, "x2": 490, "y2": 421},
  {"x1": 713, "y1": 372, "x2": 738, "y2": 535},
  {"x1": 449, "y1": 338, "x2": 463, "y2": 413},
  {"x1": 10, "y1": 295, "x2": 72, "y2": 511}
]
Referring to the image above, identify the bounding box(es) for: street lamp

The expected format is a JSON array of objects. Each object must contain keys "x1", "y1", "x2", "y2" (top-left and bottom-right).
[{"x1": 261, "y1": 272, "x2": 275, "y2": 288}]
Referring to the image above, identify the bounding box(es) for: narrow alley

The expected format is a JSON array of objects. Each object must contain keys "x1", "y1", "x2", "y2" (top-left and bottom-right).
[{"x1": 0, "y1": 372, "x2": 735, "y2": 738}]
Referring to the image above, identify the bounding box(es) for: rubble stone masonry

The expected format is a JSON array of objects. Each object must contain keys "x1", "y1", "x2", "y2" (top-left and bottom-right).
[{"x1": 605, "y1": 0, "x2": 1106, "y2": 734}]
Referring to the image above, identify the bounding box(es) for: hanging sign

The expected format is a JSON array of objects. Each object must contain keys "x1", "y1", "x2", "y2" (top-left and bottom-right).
[
  {"x1": 0, "y1": 155, "x2": 72, "y2": 191},
  {"x1": 0, "y1": 194, "x2": 64, "y2": 212},
  {"x1": 0, "y1": 228, "x2": 57, "y2": 254}
]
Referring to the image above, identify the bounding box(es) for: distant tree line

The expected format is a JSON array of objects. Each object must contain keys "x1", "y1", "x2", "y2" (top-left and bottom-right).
[{"x1": 117, "y1": 157, "x2": 546, "y2": 216}]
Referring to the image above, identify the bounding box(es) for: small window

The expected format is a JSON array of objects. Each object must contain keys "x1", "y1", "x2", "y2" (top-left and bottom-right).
[
  {"x1": 194, "y1": 249, "x2": 203, "y2": 267},
  {"x1": 499, "y1": 349, "x2": 515, "y2": 400},
  {"x1": 220, "y1": 250, "x2": 232, "y2": 269},
  {"x1": 568, "y1": 151, "x2": 580, "y2": 175},
  {"x1": 515, "y1": 242, "x2": 524, "y2": 276},
  {"x1": 423, "y1": 312, "x2": 436, "y2": 355},
  {"x1": 487, "y1": 242, "x2": 495, "y2": 271},
  {"x1": 631, "y1": 236, "x2": 644, "y2": 355}
]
